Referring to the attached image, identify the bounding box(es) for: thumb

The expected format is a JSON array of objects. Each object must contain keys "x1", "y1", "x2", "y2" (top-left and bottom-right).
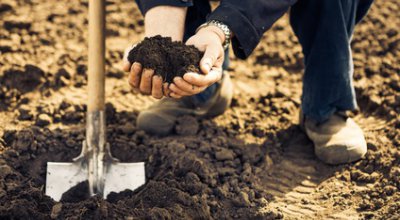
[
  {"x1": 122, "y1": 44, "x2": 136, "y2": 72},
  {"x1": 200, "y1": 44, "x2": 221, "y2": 74}
]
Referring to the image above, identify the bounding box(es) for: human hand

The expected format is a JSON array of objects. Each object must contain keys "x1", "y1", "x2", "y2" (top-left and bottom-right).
[
  {"x1": 121, "y1": 5, "x2": 187, "y2": 99},
  {"x1": 168, "y1": 26, "x2": 225, "y2": 99},
  {"x1": 122, "y1": 45, "x2": 171, "y2": 99}
]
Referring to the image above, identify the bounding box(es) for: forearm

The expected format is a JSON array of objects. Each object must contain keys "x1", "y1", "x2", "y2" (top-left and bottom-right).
[{"x1": 145, "y1": 6, "x2": 187, "y2": 41}]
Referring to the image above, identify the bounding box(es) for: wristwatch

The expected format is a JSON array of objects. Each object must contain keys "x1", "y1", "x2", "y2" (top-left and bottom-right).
[{"x1": 196, "y1": 20, "x2": 232, "y2": 50}]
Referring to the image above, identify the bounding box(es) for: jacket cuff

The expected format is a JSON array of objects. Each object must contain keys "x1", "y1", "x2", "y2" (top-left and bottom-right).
[
  {"x1": 137, "y1": 0, "x2": 193, "y2": 15},
  {"x1": 207, "y1": 5, "x2": 261, "y2": 59}
]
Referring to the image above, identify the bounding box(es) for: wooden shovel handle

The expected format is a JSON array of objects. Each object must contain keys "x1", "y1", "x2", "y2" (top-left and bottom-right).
[{"x1": 88, "y1": 0, "x2": 105, "y2": 112}]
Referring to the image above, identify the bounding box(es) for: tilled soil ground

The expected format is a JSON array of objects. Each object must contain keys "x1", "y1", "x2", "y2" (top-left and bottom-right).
[{"x1": 0, "y1": 0, "x2": 399, "y2": 219}]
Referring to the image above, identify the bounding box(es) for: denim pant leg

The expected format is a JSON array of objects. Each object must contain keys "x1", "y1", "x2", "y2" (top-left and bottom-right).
[{"x1": 290, "y1": 0, "x2": 374, "y2": 122}]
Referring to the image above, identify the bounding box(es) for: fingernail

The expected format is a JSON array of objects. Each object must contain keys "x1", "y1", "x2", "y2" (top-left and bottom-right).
[
  {"x1": 183, "y1": 74, "x2": 192, "y2": 81},
  {"x1": 132, "y1": 87, "x2": 139, "y2": 93},
  {"x1": 203, "y1": 63, "x2": 210, "y2": 70},
  {"x1": 204, "y1": 58, "x2": 212, "y2": 64},
  {"x1": 174, "y1": 77, "x2": 182, "y2": 82},
  {"x1": 123, "y1": 62, "x2": 131, "y2": 71},
  {"x1": 132, "y1": 63, "x2": 140, "y2": 71},
  {"x1": 203, "y1": 59, "x2": 212, "y2": 69}
]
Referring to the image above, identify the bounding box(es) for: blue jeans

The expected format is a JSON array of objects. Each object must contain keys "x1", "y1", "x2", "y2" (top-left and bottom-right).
[
  {"x1": 187, "y1": 0, "x2": 373, "y2": 122},
  {"x1": 290, "y1": 0, "x2": 373, "y2": 122}
]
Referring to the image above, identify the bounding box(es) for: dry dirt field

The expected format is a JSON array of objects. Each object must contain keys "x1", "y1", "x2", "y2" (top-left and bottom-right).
[{"x1": 0, "y1": 0, "x2": 399, "y2": 219}]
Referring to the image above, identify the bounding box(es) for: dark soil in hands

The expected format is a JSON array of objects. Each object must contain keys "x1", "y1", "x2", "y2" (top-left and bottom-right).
[{"x1": 127, "y1": 35, "x2": 203, "y2": 83}]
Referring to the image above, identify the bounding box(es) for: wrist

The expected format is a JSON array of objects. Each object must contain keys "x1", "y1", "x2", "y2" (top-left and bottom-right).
[
  {"x1": 197, "y1": 26, "x2": 225, "y2": 45},
  {"x1": 144, "y1": 6, "x2": 187, "y2": 41},
  {"x1": 196, "y1": 20, "x2": 232, "y2": 50}
]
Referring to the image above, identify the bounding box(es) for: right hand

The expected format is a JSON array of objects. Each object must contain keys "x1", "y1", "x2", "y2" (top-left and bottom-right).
[
  {"x1": 122, "y1": 45, "x2": 171, "y2": 99},
  {"x1": 169, "y1": 26, "x2": 225, "y2": 99}
]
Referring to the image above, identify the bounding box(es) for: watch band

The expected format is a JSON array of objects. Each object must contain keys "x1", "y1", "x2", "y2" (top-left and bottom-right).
[{"x1": 196, "y1": 20, "x2": 232, "y2": 50}]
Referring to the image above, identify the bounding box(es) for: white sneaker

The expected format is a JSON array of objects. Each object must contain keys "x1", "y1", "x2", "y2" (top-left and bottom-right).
[{"x1": 300, "y1": 111, "x2": 367, "y2": 165}]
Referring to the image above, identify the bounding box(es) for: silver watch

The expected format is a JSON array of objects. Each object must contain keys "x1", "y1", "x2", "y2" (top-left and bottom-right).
[{"x1": 196, "y1": 20, "x2": 232, "y2": 50}]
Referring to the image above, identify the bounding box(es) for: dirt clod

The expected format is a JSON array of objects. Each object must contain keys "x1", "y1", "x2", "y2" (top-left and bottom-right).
[
  {"x1": 1, "y1": 65, "x2": 45, "y2": 94},
  {"x1": 36, "y1": 114, "x2": 52, "y2": 127},
  {"x1": 18, "y1": 105, "x2": 33, "y2": 120},
  {"x1": 0, "y1": 3, "x2": 12, "y2": 14},
  {"x1": 4, "y1": 20, "x2": 31, "y2": 31},
  {"x1": 215, "y1": 148, "x2": 235, "y2": 161},
  {"x1": 175, "y1": 115, "x2": 199, "y2": 135},
  {"x1": 50, "y1": 203, "x2": 62, "y2": 219},
  {"x1": 60, "y1": 181, "x2": 90, "y2": 203}
]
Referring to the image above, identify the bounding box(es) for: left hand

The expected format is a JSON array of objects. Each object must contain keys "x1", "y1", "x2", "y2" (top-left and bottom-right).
[
  {"x1": 122, "y1": 44, "x2": 170, "y2": 99},
  {"x1": 169, "y1": 26, "x2": 225, "y2": 99}
]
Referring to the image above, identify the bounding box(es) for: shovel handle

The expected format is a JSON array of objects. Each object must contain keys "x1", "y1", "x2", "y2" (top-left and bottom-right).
[
  {"x1": 87, "y1": 0, "x2": 107, "y2": 197},
  {"x1": 88, "y1": 0, "x2": 105, "y2": 112}
]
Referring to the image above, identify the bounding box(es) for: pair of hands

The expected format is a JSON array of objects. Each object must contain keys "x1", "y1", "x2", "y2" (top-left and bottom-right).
[{"x1": 122, "y1": 27, "x2": 225, "y2": 99}]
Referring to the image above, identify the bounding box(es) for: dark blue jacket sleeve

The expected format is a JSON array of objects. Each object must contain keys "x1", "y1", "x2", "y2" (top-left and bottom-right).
[{"x1": 207, "y1": 1, "x2": 297, "y2": 59}]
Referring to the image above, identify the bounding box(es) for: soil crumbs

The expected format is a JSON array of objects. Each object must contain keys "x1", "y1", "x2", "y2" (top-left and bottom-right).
[{"x1": 0, "y1": 0, "x2": 399, "y2": 220}]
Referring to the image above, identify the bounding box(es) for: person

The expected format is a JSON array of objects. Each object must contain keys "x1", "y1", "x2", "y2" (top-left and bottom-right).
[{"x1": 122, "y1": 0, "x2": 374, "y2": 165}]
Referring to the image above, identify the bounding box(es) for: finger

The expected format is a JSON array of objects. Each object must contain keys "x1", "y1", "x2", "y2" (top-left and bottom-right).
[
  {"x1": 151, "y1": 75, "x2": 163, "y2": 99},
  {"x1": 123, "y1": 61, "x2": 131, "y2": 72},
  {"x1": 162, "y1": 82, "x2": 171, "y2": 97},
  {"x1": 169, "y1": 83, "x2": 191, "y2": 96},
  {"x1": 200, "y1": 44, "x2": 222, "y2": 74},
  {"x1": 183, "y1": 68, "x2": 222, "y2": 87},
  {"x1": 173, "y1": 77, "x2": 205, "y2": 94},
  {"x1": 170, "y1": 92, "x2": 182, "y2": 99},
  {"x1": 128, "y1": 62, "x2": 142, "y2": 88},
  {"x1": 122, "y1": 44, "x2": 136, "y2": 72},
  {"x1": 139, "y1": 68, "x2": 154, "y2": 94},
  {"x1": 123, "y1": 44, "x2": 136, "y2": 62}
]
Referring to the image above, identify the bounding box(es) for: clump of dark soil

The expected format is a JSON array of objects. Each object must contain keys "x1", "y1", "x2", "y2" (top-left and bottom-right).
[
  {"x1": 60, "y1": 181, "x2": 90, "y2": 203},
  {"x1": 127, "y1": 35, "x2": 203, "y2": 83},
  {"x1": 0, "y1": 3, "x2": 12, "y2": 14},
  {"x1": 0, "y1": 65, "x2": 45, "y2": 93},
  {"x1": 0, "y1": 65, "x2": 46, "y2": 109}
]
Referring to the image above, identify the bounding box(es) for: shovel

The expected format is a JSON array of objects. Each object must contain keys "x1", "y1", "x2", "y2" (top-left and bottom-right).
[{"x1": 45, "y1": 0, "x2": 145, "y2": 201}]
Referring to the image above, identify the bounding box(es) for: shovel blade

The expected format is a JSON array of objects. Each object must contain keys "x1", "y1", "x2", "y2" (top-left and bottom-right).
[
  {"x1": 46, "y1": 162, "x2": 88, "y2": 201},
  {"x1": 46, "y1": 162, "x2": 145, "y2": 201},
  {"x1": 103, "y1": 162, "x2": 145, "y2": 198}
]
